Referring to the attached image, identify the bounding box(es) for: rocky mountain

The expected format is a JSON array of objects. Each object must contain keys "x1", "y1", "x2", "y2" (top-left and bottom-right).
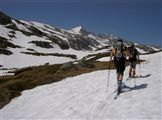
[
  {"x1": 0, "y1": 11, "x2": 161, "y2": 54},
  {"x1": 0, "y1": 11, "x2": 161, "y2": 73},
  {"x1": 0, "y1": 11, "x2": 105, "y2": 53}
]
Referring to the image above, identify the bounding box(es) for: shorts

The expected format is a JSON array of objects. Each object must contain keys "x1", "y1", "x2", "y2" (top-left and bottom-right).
[
  {"x1": 129, "y1": 58, "x2": 137, "y2": 69},
  {"x1": 114, "y1": 57, "x2": 126, "y2": 75},
  {"x1": 130, "y1": 61, "x2": 136, "y2": 69}
]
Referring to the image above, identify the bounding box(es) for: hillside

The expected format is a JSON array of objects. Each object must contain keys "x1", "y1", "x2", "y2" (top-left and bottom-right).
[{"x1": 1, "y1": 52, "x2": 161, "y2": 119}]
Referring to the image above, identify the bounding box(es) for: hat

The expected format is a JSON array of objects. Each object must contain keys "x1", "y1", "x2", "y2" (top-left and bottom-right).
[{"x1": 117, "y1": 39, "x2": 123, "y2": 42}]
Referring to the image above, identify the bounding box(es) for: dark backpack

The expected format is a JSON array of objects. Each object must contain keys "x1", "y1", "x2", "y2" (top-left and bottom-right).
[
  {"x1": 129, "y1": 46, "x2": 137, "y2": 59},
  {"x1": 115, "y1": 41, "x2": 124, "y2": 58}
]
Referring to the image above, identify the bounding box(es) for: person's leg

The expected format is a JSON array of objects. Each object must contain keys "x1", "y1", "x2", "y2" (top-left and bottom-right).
[
  {"x1": 116, "y1": 57, "x2": 125, "y2": 94},
  {"x1": 117, "y1": 74, "x2": 123, "y2": 94},
  {"x1": 129, "y1": 61, "x2": 134, "y2": 77},
  {"x1": 118, "y1": 57, "x2": 126, "y2": 93},
  {"x1": 130, "y1": 67, "x2": 133, "y2": 77},
  {"x1": 117, "y1": 73, "x2": 119, "y2": 80},
  {"x1": 119, "y1": 74, "x2": 123, "y2": 80},
  {"x1": 131, "y1": 61, "x2": 136, "y2": 77},
  {"x1": 116, "y1": 72, "x2": 123, "y2": 80},
  {"x1": 115, "y1": 62, "x2": 122, "y2": 94},
  {"x1": 132, "y1": 68, "x2": 136, "y2": 77},
  {"x1": 129, "y1": 67, "x2": 132, "y2": 77}
]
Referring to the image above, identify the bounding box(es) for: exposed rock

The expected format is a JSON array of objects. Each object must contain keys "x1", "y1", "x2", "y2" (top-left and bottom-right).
[
  {"x1": 0, "y1": 36, "x2": 20, "y2": 49},
  {"x1": 29, "y1": 41, "x2": 53, "y2": 48},
  {"x1": 27, "y1": 26, "x2": 44, "y2": 36},
  {"x1": 5, "y1": 23, "x2": 17, "y2": 30},
  {"x1": 0, "y1": 48, "x2": 13, "y2": 55},
  {"x1": 0, "y1": 12, "x2": 12, "y2": 25},
  {"x1": 48, "y1": 36, "x2": 69, "y2": 50}
]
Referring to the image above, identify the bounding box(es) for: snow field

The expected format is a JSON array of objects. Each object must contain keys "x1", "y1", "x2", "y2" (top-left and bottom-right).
[{"x1": 1, "y1": 52, "x2": 161, "y2": 119}]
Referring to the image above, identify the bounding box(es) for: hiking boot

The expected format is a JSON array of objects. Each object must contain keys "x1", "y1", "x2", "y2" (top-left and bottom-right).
[
  {"x1": 117, "y1": 86, "x2": 122, "y2": 95},
  {"x1": 129, "y1": 73, "x2": 131, "y2": 78},
  {"x1": 117, "y1": 80, "x2": 122, "y2": 95}
]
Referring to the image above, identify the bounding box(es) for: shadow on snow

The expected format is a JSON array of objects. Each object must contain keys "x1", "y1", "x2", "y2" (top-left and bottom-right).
[
  {"x1": 124, "y1": 83, "x2": 148, "y2": 92},
  {"x1": 135, "y1": 73, "x2": 151, "y2": 78}
]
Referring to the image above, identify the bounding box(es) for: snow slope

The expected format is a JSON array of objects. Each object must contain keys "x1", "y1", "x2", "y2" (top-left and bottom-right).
[
  {"x1": 0, "y1": 54, "x2": 161, "y2": 119},
  {"x1": 0, "y1": 21, "x2": 107, "y2": 76}
]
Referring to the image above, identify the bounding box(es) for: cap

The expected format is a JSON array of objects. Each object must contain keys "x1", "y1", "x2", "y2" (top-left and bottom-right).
[{"x1": 117, "y1": 39, "x2": 123, "y2": 42}]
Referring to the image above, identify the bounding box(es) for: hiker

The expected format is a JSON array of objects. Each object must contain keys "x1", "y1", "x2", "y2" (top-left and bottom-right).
[
  {"x1": 109, "y1": 39, "x2": 127, "y2": 94},
  {"x1": 127, "y1": 43, "x2": 139, "y2": 78}
]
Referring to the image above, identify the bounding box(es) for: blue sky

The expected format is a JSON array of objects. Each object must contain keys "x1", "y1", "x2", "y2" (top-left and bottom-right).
[{"x1": 0, "y1": 0, "x2": 161, "y2": 46}]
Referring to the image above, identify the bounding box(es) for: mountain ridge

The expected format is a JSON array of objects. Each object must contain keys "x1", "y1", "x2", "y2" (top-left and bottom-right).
[
  {"x1": 0, "y1": 11, "x2": 161, "y2": 52},
  {"x1": 0, "y1": 11, "x2": 161, "y2": 73}
]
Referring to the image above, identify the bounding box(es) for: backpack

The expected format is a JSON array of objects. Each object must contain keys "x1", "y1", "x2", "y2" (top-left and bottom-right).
[
  {"x1": 115, "y1": 41, "x2": 124, "y2": 58},
  {"x1": 128, "y1": 46, "x2": 137, "y2": 59}
]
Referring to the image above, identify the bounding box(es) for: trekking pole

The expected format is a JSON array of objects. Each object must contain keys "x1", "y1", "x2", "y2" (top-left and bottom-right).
[
  {"x1": 138, "y1": 58, "x2": 141, "y2": 77},
  {"x1": 138, "y1": 54, "x2": 141, "y2": 75},
  {"x1": 133, "y1": 77, "x2": 136, "y2": 87},
  {"x1": 106, "y1": 62, "x2": 111, "y2": 93},
  {"x1": 139, "y1": 61, "x2": 141, "y2": 73},
  {"x1": 133, "y1": 60, "x2": 136, "y2": 87}
]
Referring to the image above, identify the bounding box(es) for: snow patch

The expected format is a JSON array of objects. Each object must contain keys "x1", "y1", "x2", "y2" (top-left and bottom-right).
[{"x1": 12, "y1": 20, "x2": 30, "y2": 33}]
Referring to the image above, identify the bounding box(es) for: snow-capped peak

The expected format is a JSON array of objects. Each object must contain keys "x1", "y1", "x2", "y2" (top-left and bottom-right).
[
  {"x1": 68, "y1": 26, "x2": 90, "y2": 35},
  {"x1": 69, "y1": 26, "x2": 82, "y2": 34}
]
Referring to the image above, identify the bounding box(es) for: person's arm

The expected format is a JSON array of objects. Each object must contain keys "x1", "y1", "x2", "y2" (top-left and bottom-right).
[{"x1": 109, "y1": 48, "x2": 115, "y2": 62}]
